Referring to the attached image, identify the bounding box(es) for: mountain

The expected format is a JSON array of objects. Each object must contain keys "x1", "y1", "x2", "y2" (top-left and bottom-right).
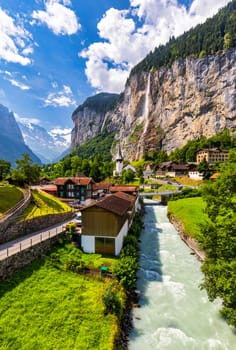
[
  {"x1": 71, "y1": 92, "x2": 119, "y2": 149},
  {"x1": 70, "y1": 1, "x2": 236, "y2": 161},
  {"x1": 0, "y1": 104, "x2": 41, "y2": 166},
  {"x1": 18, "y1": 122, "x2": 71, "y2": 163}
]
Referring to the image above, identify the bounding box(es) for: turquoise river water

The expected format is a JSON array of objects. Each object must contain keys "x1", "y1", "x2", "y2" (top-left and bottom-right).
[{"x1": 128, "y1": 200, "x2": 236, "y2": 350}]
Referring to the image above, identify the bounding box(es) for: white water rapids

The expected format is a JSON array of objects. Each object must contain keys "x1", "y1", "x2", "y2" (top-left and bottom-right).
[{"x1": 128, "y1": 200, "x2": 236, "y2": 350}]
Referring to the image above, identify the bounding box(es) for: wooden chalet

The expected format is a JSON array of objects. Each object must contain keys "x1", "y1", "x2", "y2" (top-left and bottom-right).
[
  {"x1": 156, "y1": 162, "x2": 197, "y2": 177},
  {"x1": 80, "y1": 194, "x2": 137, "y2": 255},
  {"x1": 54, "y1": 177, "x2": 95, "y2": 201}
]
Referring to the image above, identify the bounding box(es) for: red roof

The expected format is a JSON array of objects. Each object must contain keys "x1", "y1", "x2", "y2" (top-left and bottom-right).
[
  {"x1": 109, "y1": 185, "x2": 138, "y2": 193},
  {"x1": 93, "y1": 182, "x2": 112, "y2": 191},
  {"x1": 40, "y1": 185, "x2": 57, "y2": 192},
  {"x1": 54, "y1": 177, "x2": 94, "y2": 186}
]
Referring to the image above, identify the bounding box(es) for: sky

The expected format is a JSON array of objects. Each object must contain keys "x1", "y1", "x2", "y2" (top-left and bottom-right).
[{"x1": 0, "y1": 0, "x2": 231, "y2": 137}]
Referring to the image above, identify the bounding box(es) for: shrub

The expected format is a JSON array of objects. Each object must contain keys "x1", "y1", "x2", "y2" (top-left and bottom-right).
[{"x1": 102, "y1": 284, "x2": 122, "y2": 317}]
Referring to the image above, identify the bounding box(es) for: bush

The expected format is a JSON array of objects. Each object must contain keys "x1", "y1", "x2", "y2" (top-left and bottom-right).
[
  {"x1": 102, "y1": 284, "x2": 122, "y2": 317},
  {"x1": 113, "y1": 256, "x2": 139, "y2": 291}
]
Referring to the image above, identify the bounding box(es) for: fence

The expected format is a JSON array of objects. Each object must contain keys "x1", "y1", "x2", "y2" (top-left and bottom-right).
[{"x1": 0, "y1": 224, "x2": 66, "y2": 261}]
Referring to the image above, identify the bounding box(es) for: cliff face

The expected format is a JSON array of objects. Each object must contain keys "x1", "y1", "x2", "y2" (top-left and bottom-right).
[{"x1": 71, "y1": 49, "x2": 236, "y2": 160}]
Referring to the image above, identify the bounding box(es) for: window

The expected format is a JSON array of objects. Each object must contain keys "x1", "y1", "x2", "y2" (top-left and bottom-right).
[
  {"x1": 67, "y1": 184, "x2": 74, "y2": 190},
  {"x1": 67, "y1": 191, "x2": 74, "y2": 198}
]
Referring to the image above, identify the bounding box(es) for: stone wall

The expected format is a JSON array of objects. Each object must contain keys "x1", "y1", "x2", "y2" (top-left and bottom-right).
[
  {"x1": 0, "y1": 233, "x2": 64, "y2": 281},
  {"x1": 0, "y1": 211, "x2": 75, "y2": 244}
]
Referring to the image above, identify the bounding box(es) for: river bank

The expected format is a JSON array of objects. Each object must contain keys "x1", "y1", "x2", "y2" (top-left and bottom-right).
[{"x1": 168, "y1": 212, "x2": 205, "y2": 261}]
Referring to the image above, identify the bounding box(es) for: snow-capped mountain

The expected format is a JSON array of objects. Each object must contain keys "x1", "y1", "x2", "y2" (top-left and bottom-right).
[{"x1": 18, "y1": 122, "x2": 71, "y2": 163}]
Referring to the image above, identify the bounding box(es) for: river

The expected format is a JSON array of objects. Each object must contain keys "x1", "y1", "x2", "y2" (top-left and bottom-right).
[{"x1": 128, "y1": 200, "x2": 236, "y2": 350}]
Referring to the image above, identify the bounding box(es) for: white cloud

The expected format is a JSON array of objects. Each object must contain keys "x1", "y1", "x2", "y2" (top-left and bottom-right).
[
  {"x1": 49, "y1": 127, "x2": 72, "y2": 146},
  {"x1": 8, "y1": 78, "x2": 30, "y2": 90},
  {"x1": 44, "y1": 85, "x2": 77, "y2": 107},
  {"x1": 32, "y1": 0, "x2": 81, "y2": 35},
  {"x1": 0, "y1": 8, "x2": 32, "y2": 65},
  {"x1": 14, "y1": 113, "x2": 41, "y2": 125},
  {"x1": 81, "y1": 0, "x2": 231, "y2": 93}
]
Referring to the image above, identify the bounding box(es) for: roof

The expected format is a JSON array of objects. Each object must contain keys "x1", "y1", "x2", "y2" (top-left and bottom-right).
[
  {"x1": 197, "y1": 148, "x2": 229, "y2": 154},
  {"x1": 210, "y1": 172, "x2": 220, "y2": 179},
  {"x1": 40, "y1": 185, "x2": 57, "y2": 192},
  {"x1": 54, "y1": 177, "x2": 94, "y2": 186},
  {"x1": 81, "y1": 194, "x2": 131, "y2": 216},
  {"x1": 109, "y1": 185, "x2": 139, "y2": 193},
  {"x1": 112, "y1": 191, "x2": 135, "y2": 203},
  {"x1": 93, "y1": 182, "x2": 112, "y2": 191}
]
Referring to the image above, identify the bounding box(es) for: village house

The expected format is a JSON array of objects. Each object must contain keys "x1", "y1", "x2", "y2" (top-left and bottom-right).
[
  {"x1": 156, "y1": 162, "x2": 197, "y2": 177},
  {"x1": 54, "y1": 177, "x2": 95, "y2": 202},
  {"x1": 196, "y1": 148, "x2": 229, "y2": 164},
  {"x1": 80, "y1": 193, "x2": 139, "y2": 255}
]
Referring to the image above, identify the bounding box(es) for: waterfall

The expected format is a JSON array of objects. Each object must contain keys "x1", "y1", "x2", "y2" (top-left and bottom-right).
[{"x1": 135, "y1": 72, "x2": 151, "y2": 159}]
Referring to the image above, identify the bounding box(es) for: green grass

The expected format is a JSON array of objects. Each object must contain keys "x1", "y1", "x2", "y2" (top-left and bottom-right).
[
  {"x1": 0, "y1": 184, "x2": 23, "y2": 215},
  {"x1": 168, "y1": 197, "x2": 207, "y2": 241},
  {"x1": 21, "y1": 190, "x2": 72, "y2": 219},
  {"x1": 0, "y1": 244, "x2": 119, "y2": 350}
]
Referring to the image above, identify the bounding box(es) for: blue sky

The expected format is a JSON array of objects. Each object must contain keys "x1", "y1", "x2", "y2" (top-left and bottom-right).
[{"x1": 0, "y1": 0, "x2": 231, "y2": 137}]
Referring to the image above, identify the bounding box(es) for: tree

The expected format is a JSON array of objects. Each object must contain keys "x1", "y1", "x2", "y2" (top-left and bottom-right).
[
  {"x1": 200, "y1": 150, "x2": 236, "y2": 327},
  {"x1": 122, "y1": 168, "x2": 135, "y2": 183},
  {"x1": 11, "y1": 153, "x2": 40, "y2": 185},
  {"x1": 197, "y1": 157, "x2": 211, "y2": 179},
  {"x1": 0, "y1": 160, "x2": 11, "y2": 181}
]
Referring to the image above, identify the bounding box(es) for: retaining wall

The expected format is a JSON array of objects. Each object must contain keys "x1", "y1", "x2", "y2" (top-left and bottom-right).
[
  {"x1": 0, "y1": 211, "x2": 74, "y2": 244},
  {"x1": 0, "y1": 233, "x2": 64, "y2": 281}
]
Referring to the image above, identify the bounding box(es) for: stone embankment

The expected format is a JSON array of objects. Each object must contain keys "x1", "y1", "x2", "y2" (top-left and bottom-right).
[
  {"x1": 168, "y1": 213, "x2": 205, "y2": 261},
  {"x1": 0, "y1": 233, "x2": 64, "y2": 281}
]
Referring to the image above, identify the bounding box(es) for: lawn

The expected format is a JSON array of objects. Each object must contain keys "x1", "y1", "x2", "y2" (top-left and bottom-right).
[
  {"x1": 0, "y1": 183, "x2": 23, "y2": 215},
  {"x1": 21, "y1": 189, "x2": 72, "y2": 219},
  {"x1": 168, "y1": 197, "x2": 208, "y2": 241},
  {"x1": 0, "y1": 244, "x2": 119, "y2": 350}
]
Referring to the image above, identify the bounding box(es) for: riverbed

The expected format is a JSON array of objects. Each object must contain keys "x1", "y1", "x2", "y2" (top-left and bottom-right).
[{"x1": 128, "y1": 200, "x2": 236, "y2": 350}]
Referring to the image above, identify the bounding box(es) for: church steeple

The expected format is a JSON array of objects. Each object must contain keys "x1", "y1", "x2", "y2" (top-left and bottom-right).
[{"x1": 114, "y1": 144, "x2": 123, "y2": 176}]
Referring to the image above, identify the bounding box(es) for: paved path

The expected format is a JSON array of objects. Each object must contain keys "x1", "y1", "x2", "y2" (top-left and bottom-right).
[{"x1": 0, "y1": 218, "x2": 74, "y2": 261}]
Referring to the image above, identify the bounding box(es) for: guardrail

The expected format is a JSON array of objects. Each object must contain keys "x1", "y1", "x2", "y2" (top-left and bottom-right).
[{"x1": 0, "y1": 224, "x2": 66, "y2": 261}]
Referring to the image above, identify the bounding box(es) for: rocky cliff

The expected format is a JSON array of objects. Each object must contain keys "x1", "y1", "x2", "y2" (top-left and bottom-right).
[{"x1": 71, "y1": 48, "x2": 236, "y2": 161}]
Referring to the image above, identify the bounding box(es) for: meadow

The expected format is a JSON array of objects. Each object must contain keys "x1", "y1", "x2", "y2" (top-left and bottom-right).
[
  {"x1": 21, "y1": 189, "x2": 72, "y2": 219},
  {"x1": 168, "y1": 197, "x2": 207, "y2": 241},
  {"x1": 0, "y1": 184, "x2": 23, "y2": 215},
  {"x1": 0, "y1": 244, "x2": 119, "y2": 350}
]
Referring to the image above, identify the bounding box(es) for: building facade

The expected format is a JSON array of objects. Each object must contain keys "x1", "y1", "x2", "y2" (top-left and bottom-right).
[
  {"x1": 54, "y1": 177, "x2": 94, "y2": 201},
  {"x1": 196, "y1": 148, "x2": 229, "y2": 164}
]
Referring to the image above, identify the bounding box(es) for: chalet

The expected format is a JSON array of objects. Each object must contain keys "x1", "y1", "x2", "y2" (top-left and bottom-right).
[
  {"x1": 156, "y1": 162, "x2": 196, "y2": 177},
  {"x1": 92, "y1": 182, "x2": 111, "y2": 199},
  {"x1": 196, "y1": 148, "x2": 229, "y2": 164},
  {"x1": 54, "y1": 177, "x2": 95, "y2": 201},
  {"x1": 80, "y1": 194, "x2": 134, "y2": 255}
]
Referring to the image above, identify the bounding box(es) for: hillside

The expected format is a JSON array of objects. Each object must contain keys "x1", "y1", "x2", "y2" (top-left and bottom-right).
[{"x1": 70, "y1": 1, "x2": 236, "y2": 161}]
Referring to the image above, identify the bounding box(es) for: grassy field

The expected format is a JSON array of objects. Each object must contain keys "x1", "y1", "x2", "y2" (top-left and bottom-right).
[
  {"x1": 21, "y1": 190, "x2": 72, "y2": 219},
  {"x1": 0, "y1": 183, "x2": 23, "y2": 215},
  {"x1": 168, "y1": 197, "x2": 207, "y2": 241},
  {"x1": 0, "y1": 244, "x2": 119, "y2": 350}
]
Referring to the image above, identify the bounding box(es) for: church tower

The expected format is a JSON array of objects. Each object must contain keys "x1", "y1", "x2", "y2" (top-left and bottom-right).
[{"x1": 114, "y1": 144, "x2": 123, "y2": 176}]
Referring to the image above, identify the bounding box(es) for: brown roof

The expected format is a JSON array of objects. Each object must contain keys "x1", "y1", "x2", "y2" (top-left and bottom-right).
[
  {"x1": 112, "y1": 191, "x2": 135, "y2": 203},
  {"x1": 97, "y1": 195, "x2": 131, "y2": 216},
  {"x1": 54, "y1": 177, "x2": 94, "y2": 186},
  {"x1": 81, "y1": 194, "x2": 131, "y2": 216},
  {"x1": 93, "y1": 182, "x2": 112, "y2": 191},
  {"x1": 109, "y1": 185, "x2": 139, "y2": 193}
]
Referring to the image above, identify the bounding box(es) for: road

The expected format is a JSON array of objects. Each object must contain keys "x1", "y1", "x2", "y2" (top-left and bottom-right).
[{"x1": 0, "y1": 218, "x2": 74, "y2": 261}]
